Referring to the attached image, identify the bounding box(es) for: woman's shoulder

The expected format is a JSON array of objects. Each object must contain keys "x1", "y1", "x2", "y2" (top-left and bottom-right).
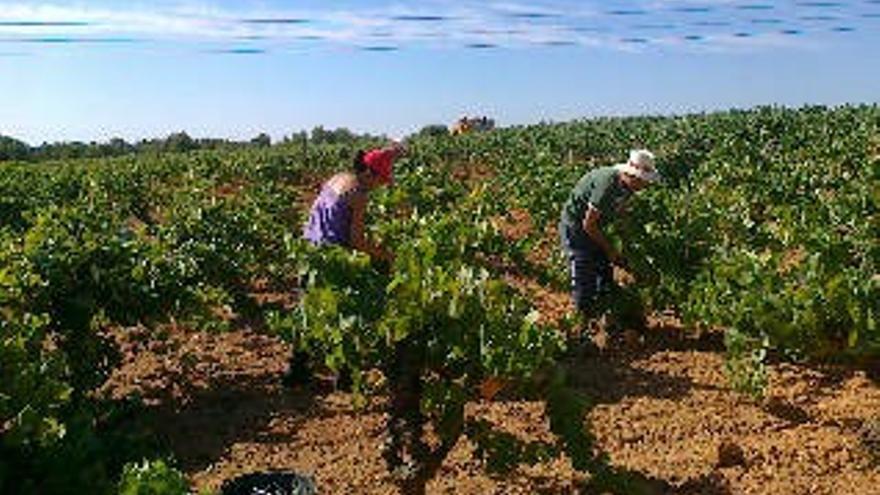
[
  {"x1": 327, "y1": 172, "x2": 359, "y2": 193},
  {"x1": 329, "y1": 173, "x2": 370, "y2": 200}
]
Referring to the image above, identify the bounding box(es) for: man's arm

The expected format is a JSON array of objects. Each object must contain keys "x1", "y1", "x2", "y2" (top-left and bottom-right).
[{"x1": 582, "y1": 206, "x2": 625, "y2": 266}]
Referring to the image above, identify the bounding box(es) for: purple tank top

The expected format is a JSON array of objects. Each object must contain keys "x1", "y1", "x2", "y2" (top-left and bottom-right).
[{"x1": 303, "y1": 183, "x2": 362, "y2": 247}]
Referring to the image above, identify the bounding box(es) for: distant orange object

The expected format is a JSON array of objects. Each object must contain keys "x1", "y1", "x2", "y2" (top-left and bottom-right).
[{"x1": 451, "y1": 115, "x2": 495, "y2": 135}]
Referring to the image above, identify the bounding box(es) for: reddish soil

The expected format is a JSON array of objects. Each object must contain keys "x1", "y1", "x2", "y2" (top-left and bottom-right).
[
  {"x1": 504, "y1": 274, "x2": 571, "y2": 326},
  {"x1": 492, "y1": 208, "x2": 534, "y2": 242},
  {"x1": 101, "y1": 314, "x2": 880, "y2": 495}
]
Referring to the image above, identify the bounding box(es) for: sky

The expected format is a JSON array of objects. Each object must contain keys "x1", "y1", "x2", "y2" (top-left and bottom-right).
[{"x1": 1, "y1": 0, "x2": 879, "y2": 145}]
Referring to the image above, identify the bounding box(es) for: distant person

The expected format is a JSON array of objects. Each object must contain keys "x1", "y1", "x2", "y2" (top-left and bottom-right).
[
  {"x1": 283, "y1": 143, "x2": 403, "y2": 388},
  {"x1": 478, "y1": 116, "x2": 490, "y2": 131},
  {"x1": 558, "y1": 149, "x2": 660, "y2": 348}
]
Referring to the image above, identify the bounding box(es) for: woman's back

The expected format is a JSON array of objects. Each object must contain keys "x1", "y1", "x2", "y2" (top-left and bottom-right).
[
  {"x1": 325, "y1": 172, "x2": 359, "y2": 196},
  {"x1": 303, "y1": 173, "x2": 364, "y2": 247}
]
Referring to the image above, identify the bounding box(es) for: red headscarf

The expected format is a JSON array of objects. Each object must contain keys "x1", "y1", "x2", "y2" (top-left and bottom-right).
[{"x1": 362, "y1": 145, "x2": 401, "y2": 184}]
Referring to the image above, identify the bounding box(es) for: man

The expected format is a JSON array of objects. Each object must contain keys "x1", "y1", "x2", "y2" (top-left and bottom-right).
[{"x1": 559, "y1": 149, "x2": 660, "y2": 347}]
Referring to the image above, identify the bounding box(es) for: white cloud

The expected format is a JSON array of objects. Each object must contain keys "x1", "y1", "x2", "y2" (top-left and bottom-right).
[{"x1": 0, "y1": 1, "x2": 834, "y2": 52}]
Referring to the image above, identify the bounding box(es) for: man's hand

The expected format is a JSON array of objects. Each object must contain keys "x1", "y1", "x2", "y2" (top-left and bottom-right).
[
  {"x1": 611, "y1": 253, "x2": 636, "y2": 286},
  {"x1": 610, "y1": 252, "x2": 629, "y2": 270}
]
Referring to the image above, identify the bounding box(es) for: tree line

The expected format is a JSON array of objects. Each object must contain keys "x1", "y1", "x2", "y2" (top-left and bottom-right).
[{"x1": 0, "y1": 126, "x2": 391, "y2": 163}]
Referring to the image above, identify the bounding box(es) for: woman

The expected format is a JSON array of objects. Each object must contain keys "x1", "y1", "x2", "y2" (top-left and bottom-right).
[
  {"x1": 302, "y1": 144, "x2": 402, "y2": 258},
  {"x1": 283, "y1": 143, "x2": 402, "y2": 388}
]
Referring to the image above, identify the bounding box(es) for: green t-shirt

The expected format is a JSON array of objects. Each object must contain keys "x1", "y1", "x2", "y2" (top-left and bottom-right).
[{"x1": 560, "y1": 166, "x2": 632, "y2": 246}]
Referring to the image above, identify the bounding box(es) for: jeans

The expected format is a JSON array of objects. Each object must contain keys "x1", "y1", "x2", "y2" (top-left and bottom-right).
[
  {"x1": 559, "y1": 222, "x2": 612, "y2": 315},
  {"x1": 567, "y1": 245, "x2": 613, "y2": 315},
  {"x1": 560, "y1": 223, "x2": 647, "y2": 331}
]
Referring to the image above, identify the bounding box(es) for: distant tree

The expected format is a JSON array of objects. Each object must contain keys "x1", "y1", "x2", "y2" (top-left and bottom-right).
[
  {"x1": 163, "y1": 132, "x2": 196, "y2": 153},
  {"x1": 250, "y1": 133, "x2": 271, "y2": 147},
  {"x1": 68, "y1": 142, "x2": 89, "y2": 159},
  {"x1": 310, "y1": 126, "x2": 358, "y2": 145},
  {"x1": 0, "y1": 135, "x2": 31, "y2": 161},
  {"x1": 107, "y1": 137, "x2": 133, "y2": 155},
  {"x1": 136, "y1": 138, "x2": 161, "y2": 154},
  {"x1": 195, "y1": 138, "x2": 233, "y2": 150},
  {"x1": 330, "y1": 127, "x2": 356, "y2": 144},
  {"x1": 34, "y1": 141, "x2": 89, "y2": 160},
  {"x1": 333, "y1": 127, "x2": 358, "y2": 144},
  {"x1": 22, "y1": 138, "x2": 136, "y2": 161},
  {"x1": 415, "y1": 124, "x2": 450, "y2": 139},
  {"x1": 284, "y1": 131, "x2": 308, "y2": 144},
  {"x1": 310, "y1": 126, "x2": 333, "y2": 144}
]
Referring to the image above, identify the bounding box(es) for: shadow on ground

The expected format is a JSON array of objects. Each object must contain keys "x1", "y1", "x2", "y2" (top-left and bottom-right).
[{"x1": 144, "y1": 373, "x2": 317, "y2": 473}]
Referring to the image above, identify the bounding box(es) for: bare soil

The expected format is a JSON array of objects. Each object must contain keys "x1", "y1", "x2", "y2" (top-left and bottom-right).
[{"x1": 101, "y1": 313, "x2": 880, "y2": 495}]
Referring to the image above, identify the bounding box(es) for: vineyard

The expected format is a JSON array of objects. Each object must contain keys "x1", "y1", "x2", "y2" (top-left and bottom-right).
[{"x1": 1, "y1": 105, "x2": 879, "y2": 494}]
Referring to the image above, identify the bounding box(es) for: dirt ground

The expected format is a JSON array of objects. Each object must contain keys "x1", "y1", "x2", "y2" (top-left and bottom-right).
[
  {"x1": 101, "y1": 311, "x2": 880, "y2": 495},
  {"x1": 99, "y1": 207, "x2": 880, "y2": 494}
]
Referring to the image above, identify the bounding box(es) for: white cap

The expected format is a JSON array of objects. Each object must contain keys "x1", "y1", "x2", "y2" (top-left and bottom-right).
[{"x1": 614, "y1": 149, "x2": 661, "y2": 183}]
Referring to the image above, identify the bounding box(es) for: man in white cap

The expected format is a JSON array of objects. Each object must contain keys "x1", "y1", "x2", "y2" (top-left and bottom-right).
[{"x1": 559, "y1": 149, "x2": 661, "y2": 347}]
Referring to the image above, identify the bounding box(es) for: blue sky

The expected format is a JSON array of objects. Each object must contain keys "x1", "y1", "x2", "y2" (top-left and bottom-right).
[{"x1": 1, "y1": 0, "x2": 879, "y2": 144}]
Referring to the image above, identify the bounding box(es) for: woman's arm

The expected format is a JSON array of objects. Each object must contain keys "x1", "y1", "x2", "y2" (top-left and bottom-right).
[
  {"x1": 349, "y1": 193, "x2": 391, "y2": 261},
  {"x1": 349, "y1": 193, "x2": 369, "y2": 253}
]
